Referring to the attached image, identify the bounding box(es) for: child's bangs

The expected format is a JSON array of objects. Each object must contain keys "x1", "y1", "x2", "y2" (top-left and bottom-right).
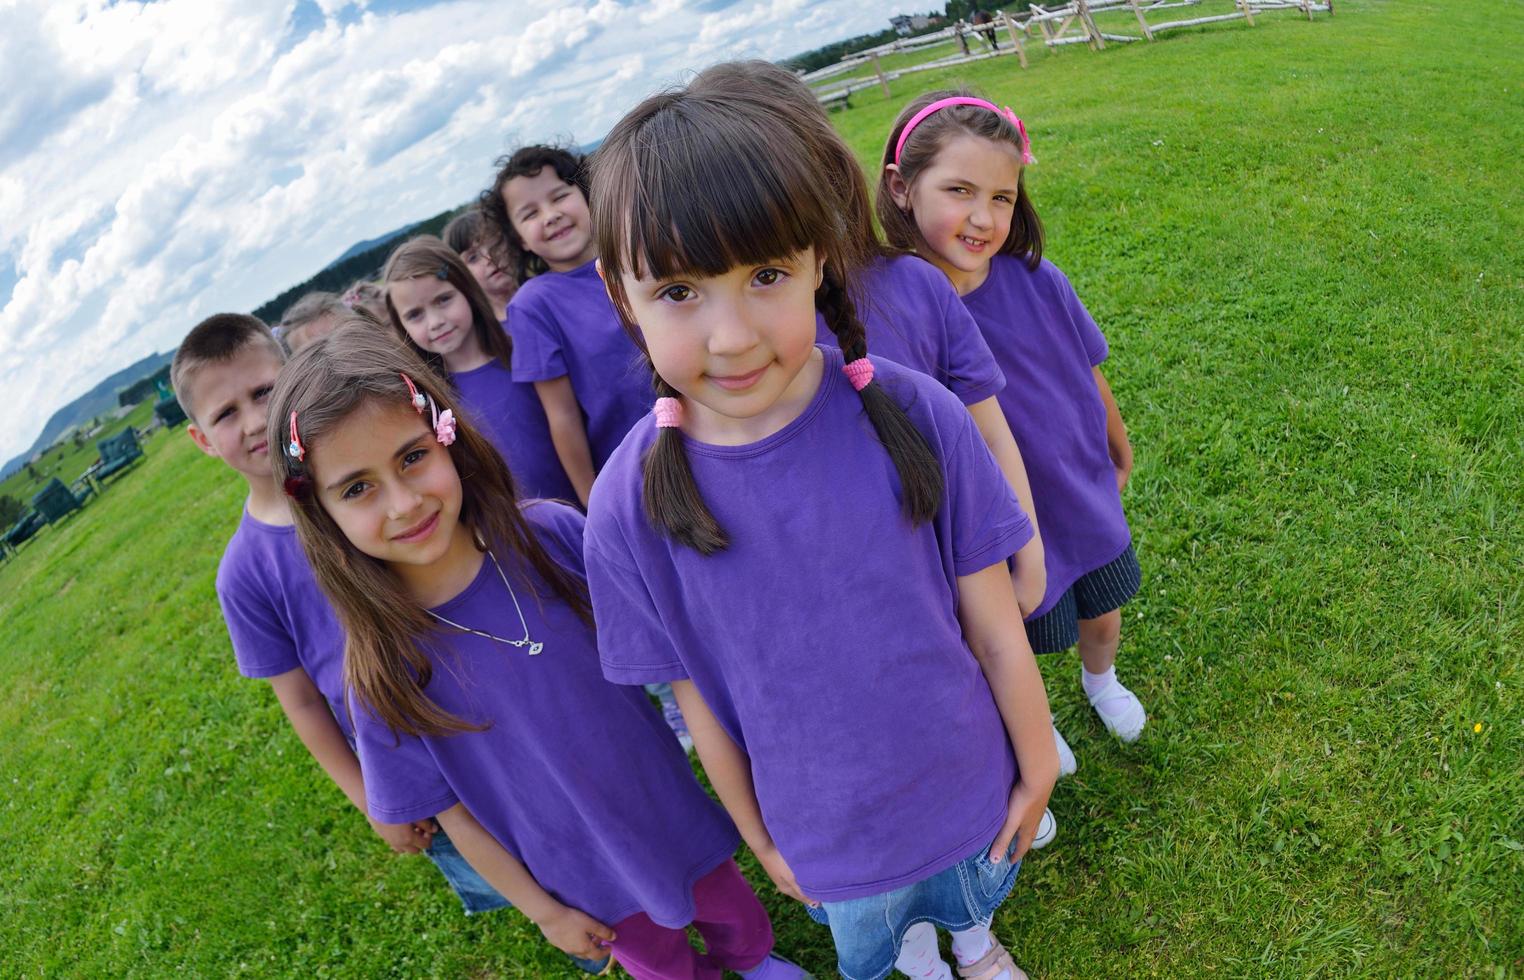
[{"x1": 605, "y1": 102, "x2": 824, "y2": 283}]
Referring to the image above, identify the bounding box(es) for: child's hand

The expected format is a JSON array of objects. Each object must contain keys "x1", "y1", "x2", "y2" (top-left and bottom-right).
[
  {"x1": 535, "y1": 905, "x2": 616, "y2": 959},
  {"x1": 368, "y1": 815, "x2": 437, "y2": 854},
  {"x1": 756, "y1": 843, "x2": 818, "y2": 907},
  {"x1": 989, "y1": 776, "x2": 1056, "y2": 865},
  {"x1": 1112, "y1": 440, "x2": 1134, "y2": 492}
]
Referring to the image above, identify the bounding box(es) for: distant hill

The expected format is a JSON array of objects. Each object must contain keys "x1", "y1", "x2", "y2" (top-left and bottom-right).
[
  {"x1": 252, "y1": 205, "x2": 464, "y2": 325},
  {"x1": 1, "y1": 349, "x2": 176, "y2": 481},
  {"x1": 321, "y1": 220, "x2": 418, "y2": 272}
]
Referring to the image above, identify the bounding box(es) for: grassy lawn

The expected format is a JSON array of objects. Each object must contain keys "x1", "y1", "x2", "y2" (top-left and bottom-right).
[
  {"x1": 3, "y1": 0, "x2": 1521, "y2": 975},
  {"x1": 1, "y1": 399, "x2": 158, "y2": 507}
]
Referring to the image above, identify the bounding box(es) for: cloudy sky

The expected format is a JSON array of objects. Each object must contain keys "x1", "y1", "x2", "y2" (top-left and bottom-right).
[{"x1": 0, "y1": 0, "x2": 904, "y2": 465}]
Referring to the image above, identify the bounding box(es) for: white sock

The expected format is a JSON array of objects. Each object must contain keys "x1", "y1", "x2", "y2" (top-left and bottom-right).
[
  {"x1": 1082, "y1": 665, "x2": 1116, "y2": 700},
  {"x1": 950, "y1": 926, "x2": 1011, "y2": 980},
  {"x1": 894, "y1": 921, "x2": 952, "y2": 980}
]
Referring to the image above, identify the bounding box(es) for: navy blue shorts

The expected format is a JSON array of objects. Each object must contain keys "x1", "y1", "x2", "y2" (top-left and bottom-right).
[{"x1": 1024, "y1": 544, "x2": 1141, "y2": 655}]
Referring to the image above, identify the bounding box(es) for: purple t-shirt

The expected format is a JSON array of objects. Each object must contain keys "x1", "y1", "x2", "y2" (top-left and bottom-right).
[
  {"x1": 216, "y1": 508, "x2": 350, "y2": 739},
  {"x1": 585, "y1": 347, "x2": 1033, "y2": 903},
  {"x1": 450, "y1": 357, "x2": 578, "y2": 504},
  {"x1": 352, "y1": 501, "x2": 738, "y2": 928},
  {"x1": 961, "y1": 255, "x2": 1132, "y2": 618},
  {"x1": 816, "y1": 253, "x2": 1005, "y2": 406},
  {"x1": 507, "y1": 259, "x2": 652, "y2": 470}
]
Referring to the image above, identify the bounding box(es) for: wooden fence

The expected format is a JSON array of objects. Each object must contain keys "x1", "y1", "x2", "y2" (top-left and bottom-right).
[{"x1": 808, "y1": 0, "x2": 1331, "y2": 107}]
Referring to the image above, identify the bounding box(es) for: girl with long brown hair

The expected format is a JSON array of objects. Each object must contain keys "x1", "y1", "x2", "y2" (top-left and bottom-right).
[
  {"x1": 583, "y1": 77, "x2": 1058, "y2": 980},
  {"x1": 268, "y1": 324, "x2": 803, "y2": 979},
  {"x1": 878, "y1": 90, "x2": 1149, "y2": 756},
  {"x1": 381, "y1": 234, "x2": 576, "y2": 503}
]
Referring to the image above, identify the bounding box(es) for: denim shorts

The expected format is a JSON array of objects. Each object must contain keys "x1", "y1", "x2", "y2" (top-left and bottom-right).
[
  {"x1": 1025, "y1": 544, "x2": 1142, "y2": 654},
  {"x1": 805, "y1": 837, "x2": 1023, "y2": 980},
  {"x1": 427, "y1": 827, "x2": 609, "y2": 974}
]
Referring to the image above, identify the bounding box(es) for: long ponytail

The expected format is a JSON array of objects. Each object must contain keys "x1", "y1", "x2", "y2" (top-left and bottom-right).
[
  {"x1": 642, "y1": 374, "x2": 728, "y2": 555},
  {"x1": 816, "y1": 263, "x2": 943, "y2": 523}
]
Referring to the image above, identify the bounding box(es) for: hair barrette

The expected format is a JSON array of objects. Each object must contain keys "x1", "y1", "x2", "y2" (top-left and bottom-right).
[
  {"x1": 401, "y1": 373, "x2": 428, "y2": 413},
  {"x1": 287, "y1": 411, "x2": 306, "y2": 461},
  {"x1": 435, "y1": 263, "x2": 451, "y2": 281}
]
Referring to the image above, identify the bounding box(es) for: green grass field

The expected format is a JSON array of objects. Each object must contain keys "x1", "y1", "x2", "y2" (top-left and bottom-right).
[
  {"x1": 3, "y1": 0, "x2": 1521, "y2": 975},
  {"x1": 1, "y1": 399, "x2": 158, "y2": 508}
]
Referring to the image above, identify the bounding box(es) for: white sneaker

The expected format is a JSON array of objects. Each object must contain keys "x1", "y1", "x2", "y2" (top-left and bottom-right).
[
  {"x1": 1029, "y1": 808, "x2": 1057, "y2": 850},
  {"x1": 1087, "y1": 675, "x2": 1147, "y2": 743},
  {"x1": 1052, "y1": 720, "x2": 1077, "y2": 778}
]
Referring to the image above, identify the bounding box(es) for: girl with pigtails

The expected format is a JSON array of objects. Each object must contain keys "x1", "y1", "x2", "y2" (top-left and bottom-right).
[
  {"x1": 268, "y1": 324, "x2": 806, "y2": 979},
  {"x1": 583, "y1": 79, "x2": 1058, "y2": 980}
]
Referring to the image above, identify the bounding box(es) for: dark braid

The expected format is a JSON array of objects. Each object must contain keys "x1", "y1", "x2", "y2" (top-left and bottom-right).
[
  {"x1": 643, "y1": 373, "x2": 729, "y2": 554},
  {"x1": 817, "y1": 263, "x2": 943, "y2": 523}
]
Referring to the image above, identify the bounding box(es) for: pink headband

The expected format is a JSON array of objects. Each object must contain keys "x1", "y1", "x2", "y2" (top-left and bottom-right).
[{"x1": 893, "y1": 96, "x2": 1034, "y2": 167}]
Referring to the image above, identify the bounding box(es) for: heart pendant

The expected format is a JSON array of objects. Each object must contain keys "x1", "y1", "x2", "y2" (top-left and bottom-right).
[{"x1": 528, "y1": 641, "x2": 544, "y2": 656}]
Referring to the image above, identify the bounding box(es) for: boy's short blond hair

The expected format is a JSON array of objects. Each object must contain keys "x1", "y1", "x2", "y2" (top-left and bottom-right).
[{"x1": 171, "y1": 313, "x2": 284, "y2": 423}]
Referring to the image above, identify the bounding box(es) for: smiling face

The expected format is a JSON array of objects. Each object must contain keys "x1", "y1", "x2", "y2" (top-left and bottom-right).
[
  {"x1": 890, "y1": 133, "x2": 1022, "y2": 294},
  {"x1": 308, "y1": 398, "x2": 474, "y2": 596},
  {"x1": 185, "y1": 342, "x2": 285, "y2": 480},
  {"x1": 503, "y1": 167, "x2": 596, "y2": 273},
  {"x1": 387, "y1": 275, "x2": 481, "y2": 369},
  {"x1": 616, "y1": 248, "x2": 825, "y2": 444}
]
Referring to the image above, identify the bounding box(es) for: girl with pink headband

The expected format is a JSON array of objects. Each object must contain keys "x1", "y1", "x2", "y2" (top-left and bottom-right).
[
  {"x1": 583, "y1": 74, "x2": 1057, "y2": 980},
  {"x1": 879, "y1": 90, "x2": 1149, "y2": 771}
]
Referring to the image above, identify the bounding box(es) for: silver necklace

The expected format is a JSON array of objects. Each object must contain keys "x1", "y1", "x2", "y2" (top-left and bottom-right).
[{"x1": 427, "y1": 549, "x2": 543, "y2": 655}]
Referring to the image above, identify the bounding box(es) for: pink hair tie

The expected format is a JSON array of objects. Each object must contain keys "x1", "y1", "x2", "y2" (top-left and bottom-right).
[
  {"x1": 653, "y1": 397, "x2": 683, "y2": 429},
  {"x1": 842, "y1": 357, "x2": 874, "y2": 392},
  {"x1": 894, "y1": 96, "x2": 1034, "y2": 166}
]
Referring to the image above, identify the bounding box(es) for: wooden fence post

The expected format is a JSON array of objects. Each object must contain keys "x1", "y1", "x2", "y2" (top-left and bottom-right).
[
  {"x1": 1129, "y1": 0, "x2": 1155, "y2": 40},
  {"x1": 870, "y1": 53, "x2": 892, "y2": 98},
  {"x1": 1237, "y1": 0, "x2": 1256, "y2": 26},
  {"x1": 1000, "y1": 10, "x2": 1029, "y2": 67},
  {"x1": 1077, "y1": 0, "x2": 1107, "y2": 49}
]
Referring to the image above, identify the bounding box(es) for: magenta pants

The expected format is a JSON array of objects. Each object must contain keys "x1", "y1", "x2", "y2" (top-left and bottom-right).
[{"x1": 610, "y1": 859, "x2": 774, "y2": 979}]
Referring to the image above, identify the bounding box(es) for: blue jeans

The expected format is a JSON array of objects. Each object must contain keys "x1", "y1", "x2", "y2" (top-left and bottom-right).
[
  {"x1": 806, "y1": 837, "x2": 1023, "y2": 980},
  {"x1": 427, "y1": 827, "x2": 610, "y2": 974}
]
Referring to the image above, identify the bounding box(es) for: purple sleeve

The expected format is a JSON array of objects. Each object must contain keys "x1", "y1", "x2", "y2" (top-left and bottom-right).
[
  {"x1": 507, "y1": 289, "x2": 569, "y2": 382},
  {"x1": 216, "y1": 562, "x2": 301, "y2": 679},
  {"x1": 938, "y1": 279, "x2": 1006, "y2": 405},
  {"x1": 1059, "y1": 273, "x2": 1108, "y2": 367},
  {"x1": 584, "y1": 529, "x2": 691, "y2": 686},
  {"x1": 945, "y1": 410, "x2": 1034, "y2": 576},
  {"x1": 524, "y1": 500, "x2": 589, "y2": 581},
  {"x1": 352, "y1": 704, "x2": 458, "y2": 823}
]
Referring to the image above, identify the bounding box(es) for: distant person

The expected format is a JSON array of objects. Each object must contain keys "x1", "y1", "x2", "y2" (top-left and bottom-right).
[
  {"x1": 279, "y1": 292, "x2": 347, "y2": 352},
  {"x1": 341, "y1": 279, "x2": 388, "y2": 322},
  {"x1": 268, "y1": 327, "x2": 807, "y2": 980},
  {"x1": 442, "y1": 208, "x2": 516, "y2": 322},
  {"x1": 380, "y1": 235, "x2": 577, "y2": 504},
  {"x1": 972, "y1": 8, "x2": 999, "y2": 50},
  {"x1": 170, "y1": 314, "x2": 607, "y2": 973},
  {"x1": 476, "y1": 145, "x2": 651, "y2": 508},
  {"x1": 585, "y1": 80, "x2": 1056, "y2": 980},
  {"x1": 878, "y1": 91, "x2": 1149, "y2": 756}
]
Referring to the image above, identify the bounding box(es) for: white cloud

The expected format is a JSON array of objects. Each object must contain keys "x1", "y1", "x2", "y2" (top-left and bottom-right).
[{"x1": 0, "y1": 0, "x2": 908, "y2": 465}]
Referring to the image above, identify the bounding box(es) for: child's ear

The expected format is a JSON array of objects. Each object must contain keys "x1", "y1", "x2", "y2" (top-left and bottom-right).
[
  {"x1": 813, "y1": 250, "x2": 828, "y2": 290},
  {"x1": 185, "y1": 422, "x2": 218, "y2": 458},
  {"x1": 884, "y1": 164, "x2": 912, "y2": 212}
]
